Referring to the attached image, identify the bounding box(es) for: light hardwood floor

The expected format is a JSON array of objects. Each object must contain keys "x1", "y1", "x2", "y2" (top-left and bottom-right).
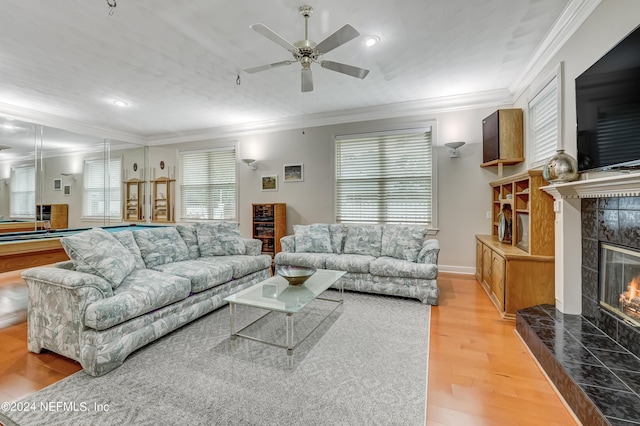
[{"x1": 0, "y1": 270, "x2": 578, "y2": 425}]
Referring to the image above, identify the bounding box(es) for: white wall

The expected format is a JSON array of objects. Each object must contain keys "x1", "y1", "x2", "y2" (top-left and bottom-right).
[{"x1": 156, "y1": 106, "x2": 501, "y2": 273}]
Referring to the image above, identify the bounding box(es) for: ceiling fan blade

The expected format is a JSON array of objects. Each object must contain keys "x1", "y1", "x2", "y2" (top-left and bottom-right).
[
  {"x1": 244, "y1": 61, "x2": 293, "y2": 74},
  {"x1": 320, "y1": 61, "x2": 369, "y2": 79},
  {"x1": 301, "y1": 68, "x2": 313, "y2": 92},
  {"x1": 316, "y1": 24, "x2": 360, "y2": 55},
  {"x1": 250, "y1": 23, "x2": 298, "y2": 53}
]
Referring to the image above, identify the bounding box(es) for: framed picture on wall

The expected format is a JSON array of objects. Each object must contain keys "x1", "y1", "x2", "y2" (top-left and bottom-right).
[
  {"x1": 53, "y1": 179, "x2": 62, "y2": 191},
  {"x1": 261, "y1": 175, "x2": 278, "y2": 191},
  {"x1": 283, "y1": 164, "x2": 303, "y2": 182},
  {"x1": 63, "y1": 185, "x2": 72, "y2": 196}
]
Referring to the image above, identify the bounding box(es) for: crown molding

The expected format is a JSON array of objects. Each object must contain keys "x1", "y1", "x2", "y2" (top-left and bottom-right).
[
  {"x1": 509, "y1": 0, "x2": 602, "y2": 99},
  {"x1": 0, "y1": 101, "x2": 146, "y2": 145},
  {"x1": 146, "y1": 89, "x2": 513, "y2": 145}
]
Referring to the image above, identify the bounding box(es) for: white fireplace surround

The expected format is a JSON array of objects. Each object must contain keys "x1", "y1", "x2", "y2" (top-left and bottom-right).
[{"x1": 541, "y1": 171, "x2": 640, "y2": 314}]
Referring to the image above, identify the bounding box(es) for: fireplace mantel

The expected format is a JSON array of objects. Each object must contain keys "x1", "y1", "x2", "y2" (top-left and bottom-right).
[{"x1": 541, "y1": 172, "x2": 640, "y2": 199}]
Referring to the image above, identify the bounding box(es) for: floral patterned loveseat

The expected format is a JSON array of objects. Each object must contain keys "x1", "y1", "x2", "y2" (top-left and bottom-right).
[
  {"x1": 274, "y1": 224, "x2": 439, "y2": 305},
  {"x1": 22, "y1": 222, "x2": 271, "y2": 376}
]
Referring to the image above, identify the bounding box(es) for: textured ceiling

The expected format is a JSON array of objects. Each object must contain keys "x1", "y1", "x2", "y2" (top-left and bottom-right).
[{"x1": 0, "y1": 0, "x2": 571, "y2": 140}]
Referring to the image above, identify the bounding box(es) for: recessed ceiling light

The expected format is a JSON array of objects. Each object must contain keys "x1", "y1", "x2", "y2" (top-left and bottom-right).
[
  {"x1": 113, "y1": 100, "x2": 130, "y2": 107},
  {"x1": 363, "y1": 35, "x2": 380, "y2": 47}
]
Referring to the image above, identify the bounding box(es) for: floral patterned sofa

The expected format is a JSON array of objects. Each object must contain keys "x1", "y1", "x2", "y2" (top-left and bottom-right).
[
  {"x1": 274, "y1": 224, "x2": 439, "y2": 305},
  {"x1": 22, "y1": 222, "x2": 271, "y2": 376}
]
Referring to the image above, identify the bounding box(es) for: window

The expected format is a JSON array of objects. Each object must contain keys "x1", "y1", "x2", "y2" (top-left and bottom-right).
[
  {"x1": 10, "y1": 165, "x2": 35, "y2": 218},
  {"x1": 528, "y1": 65, "x2": 562, "y2": 167},
  {"x1": 335, "y1": 128, "x2": 434, "y2": 226},
  {"x1": 179, "y1": 147, "x2": 237, "y2": 221},
  {"x1": 83, "y1": 157, "x2": 122, "y2": 218}
]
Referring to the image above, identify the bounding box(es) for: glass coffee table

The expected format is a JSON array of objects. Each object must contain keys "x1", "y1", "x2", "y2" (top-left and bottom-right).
[{"x1": 224, "y1": 269, "x2": 346, "y2": 355}]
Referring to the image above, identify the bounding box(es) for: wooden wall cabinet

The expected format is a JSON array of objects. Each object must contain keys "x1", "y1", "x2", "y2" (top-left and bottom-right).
[
  {"x1": 36, "y1": 204, "x2": 68, "y2": 229},
  {"x1": 481, "y1": 109, "x2": 524, "y2": 168},
  {"x1": 252, "y1": 203, "x2": 286, "y2": 256},
  {"x1": 475, "y1": 170, "x2": 555, "y2": 319}
]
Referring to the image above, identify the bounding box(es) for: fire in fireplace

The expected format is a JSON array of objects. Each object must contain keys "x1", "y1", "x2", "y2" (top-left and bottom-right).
[{"x1": 600, "y1": 243, "x2": 640, "y2": 326}]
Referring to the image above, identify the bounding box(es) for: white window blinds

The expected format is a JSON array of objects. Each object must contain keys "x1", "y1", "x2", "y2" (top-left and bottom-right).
[
  {"x1": 179, "y1": 147, "x2": 237, "y2": 221},
  {"x1": 10, "y1": 165, "x2": 35, "y2": 217},
  {"x1": 83, "y1": 158, "x2": 122, "y2": 218},
  {"x1": 335, "y1": 129, "x2": 433, "y2": 225},
  {"x1": 529, "y1": 74, "x2": 560, "y2": 167}
]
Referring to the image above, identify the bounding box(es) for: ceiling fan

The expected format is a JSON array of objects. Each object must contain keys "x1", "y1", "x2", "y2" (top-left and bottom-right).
[{"x1": 243, "y1": 5, "x2": 370, "y2": 92}]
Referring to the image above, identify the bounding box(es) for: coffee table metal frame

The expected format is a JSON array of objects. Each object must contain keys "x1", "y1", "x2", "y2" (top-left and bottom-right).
[{"x1": 224, "y1": 269, "x2": 345, "y2": 356}]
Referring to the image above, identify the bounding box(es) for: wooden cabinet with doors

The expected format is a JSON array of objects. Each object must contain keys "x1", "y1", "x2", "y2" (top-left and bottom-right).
[
  {"x1": 36, "y1": 204, "x2": 68, "y2": 229},
  {"x1": 475, "y1": 170, "x2": 555, "y2": 319}
]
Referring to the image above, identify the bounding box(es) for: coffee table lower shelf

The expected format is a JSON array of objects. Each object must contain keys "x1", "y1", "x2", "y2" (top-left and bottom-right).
[{"x1": 229, "y1": 293, "x2": 342, "y2": 356}]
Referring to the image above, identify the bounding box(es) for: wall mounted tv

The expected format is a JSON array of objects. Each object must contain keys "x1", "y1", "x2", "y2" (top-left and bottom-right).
[{"x1": 576, "y1": 25, "x2": 640, "y2": 173}]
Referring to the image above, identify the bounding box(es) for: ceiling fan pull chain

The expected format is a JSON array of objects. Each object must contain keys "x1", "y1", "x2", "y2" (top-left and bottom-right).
[{"x1": 107, "y1": 0, "x2": 117, "y2": 16}]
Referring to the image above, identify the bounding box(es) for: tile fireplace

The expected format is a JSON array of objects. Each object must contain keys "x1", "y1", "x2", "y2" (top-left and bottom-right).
[{"x1": 517, "y1": 177, "x2": 640, "y2": 425}]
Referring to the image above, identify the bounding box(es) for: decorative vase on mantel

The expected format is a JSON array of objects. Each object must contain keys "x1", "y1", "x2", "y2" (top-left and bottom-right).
[{"x1": 542, "y1": 149, "x2": 578, "y2": 183}]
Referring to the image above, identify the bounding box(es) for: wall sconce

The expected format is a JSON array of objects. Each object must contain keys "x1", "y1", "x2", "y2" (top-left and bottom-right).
[
  {"x1": 60, "y1": 173, "x2": 76, "y2": 180},
  {"x1": 444, "y1": 142, "x2": 466, "y2": 158},
  {"x1": 241, "y1": 159, "x2": 257, "y2": 170}
]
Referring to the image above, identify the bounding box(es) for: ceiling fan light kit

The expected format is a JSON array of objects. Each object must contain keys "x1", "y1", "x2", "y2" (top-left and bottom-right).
[{"x1": 244, "y1": 5, "x2": 370, "y2": 92}]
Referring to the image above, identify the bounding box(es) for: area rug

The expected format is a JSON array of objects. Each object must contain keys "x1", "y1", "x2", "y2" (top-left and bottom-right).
[{"x1": 0, "y1": 291, "x2": 430, "y2": 426}]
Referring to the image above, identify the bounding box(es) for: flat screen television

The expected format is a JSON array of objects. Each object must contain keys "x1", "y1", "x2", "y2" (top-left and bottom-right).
[{"x1": 576, "y1": 25, "x2": 640, "y2": 173}]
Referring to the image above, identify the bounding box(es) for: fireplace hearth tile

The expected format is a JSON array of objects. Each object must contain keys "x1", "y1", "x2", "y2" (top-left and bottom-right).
[
  {"x1": 612, "y1": 369, "x2": 640, "y2": 395},
  {"x1": 562, "y1": 362, "x2": 631, "y2": 392},
  {"x1": 517, "y1": 305, "x2": 640, "y2": 425},
  {"x1": 582, "y1": 384, "x2": 640, "y2": 423},
  {"x1": 577, "y1": 334, "x2": 629, "y2": 352},
  {"x1": 590, "y1": 349, "x2": 640, "y2": 372},
  {"x1": 582, "y1": 238, "x2": 599, "y2": 270}
]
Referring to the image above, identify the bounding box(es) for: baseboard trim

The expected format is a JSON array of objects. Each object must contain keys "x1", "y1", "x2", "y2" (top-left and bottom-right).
[{"x1": 438, "y1": 265, "x2": 475, "y2": 275}]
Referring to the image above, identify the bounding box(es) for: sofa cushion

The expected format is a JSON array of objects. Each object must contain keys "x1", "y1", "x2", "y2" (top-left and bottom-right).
[
  {"x1": 325, "y1": 254, "x2": 375, "y2": 273},
  {"x1": 176, "y1": 224, "x2": 200, "y2": 259},
  {"x1": 60, "y1": 228, "x2": 136, "y2": 289},
  {"x1": 274, "y1": 252, "x2": 340, "y2": 269},
  {"x1": 111, "y1": 230, "x2": 146, "y2": 270},
  {"x1": 152, "y1": 260, "x2": 233, "y2": 293},
  {"x1": 133, "y1": 227, "x2": 190, "y2": 268},
  {"x1": 329, "y1": 224, "x2": 346, "y2": 254},
  {"x1": 342, "y1": 225, "x2": 383, "y2": 257},
  {"x1": 294, "y1": 224, "x2": 332, "y2": 253},
  {"x1": 381, "y1": 225, "x2": 427, "y2": 262},
  {"x1": 198, "y1": 255, "x2": 272, "y2": 279},
  {"x1": 84, "y1": 269, "x2": 191, "y2": 331},
  {"x1": 195, "y1": 222, "x2": 246, "y2": 256},
  {"x1": 369, "y1": 257, "x2": 438, "y2": 280}
]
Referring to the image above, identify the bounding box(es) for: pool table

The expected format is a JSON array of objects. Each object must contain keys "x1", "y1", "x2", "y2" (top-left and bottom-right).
[
  {"x1": 0, "y1": 224, "x2": 166, "y2": 273},
  {"x1": 0, "y1": 220, "x2": 46, "y2": 234}
]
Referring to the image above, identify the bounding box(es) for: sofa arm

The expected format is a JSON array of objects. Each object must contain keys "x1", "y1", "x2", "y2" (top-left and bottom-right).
[
  {"x1": 22, "y1": 267, "x2": 114, "y2": 298},
  {"x1": 417, "y1": 239, "x2": 439, "y2": 264},
  {"x1": 243, "y1": 238, "x2": 263, "y2": 256},
  {"x1": 21, "y1": 267, "x2": 114, "y2": 359},
  {"x1": 280, "y1": 235, "x2": 295, "y2": 252}
]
